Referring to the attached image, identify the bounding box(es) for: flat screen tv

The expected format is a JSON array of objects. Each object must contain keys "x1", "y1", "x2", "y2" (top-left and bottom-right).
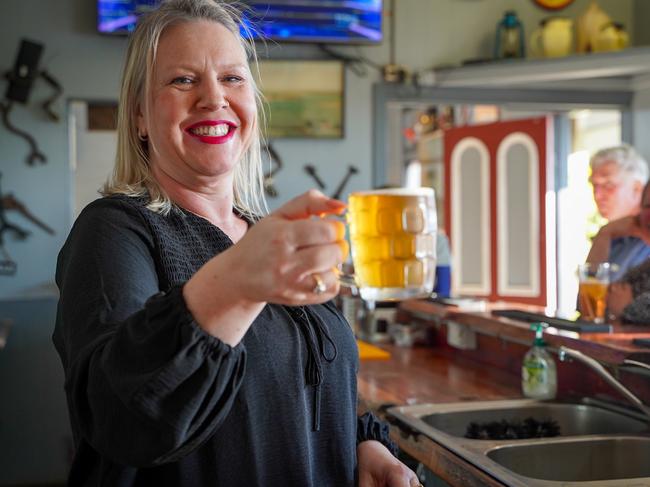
[{"x1": 97, "y1": 0, "x2": 383, "y2": 44}]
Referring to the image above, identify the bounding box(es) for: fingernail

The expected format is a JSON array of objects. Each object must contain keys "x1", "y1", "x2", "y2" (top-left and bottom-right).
[{"x1": 327, "y1": 198, "x2": 346, "y2": 208}]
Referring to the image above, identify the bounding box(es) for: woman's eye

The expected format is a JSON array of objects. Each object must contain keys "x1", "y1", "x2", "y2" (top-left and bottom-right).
[
  {"x1": 171, "y1": 76, "x2": 194, "y2": 85},
  {"x1": 223, "y1": 75, "x2": 244, "y2": 83}
]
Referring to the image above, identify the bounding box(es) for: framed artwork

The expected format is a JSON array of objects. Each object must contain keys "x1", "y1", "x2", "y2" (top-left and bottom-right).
[{"x1": 256, "y1": 60, "x2": 344, "y2": 139}]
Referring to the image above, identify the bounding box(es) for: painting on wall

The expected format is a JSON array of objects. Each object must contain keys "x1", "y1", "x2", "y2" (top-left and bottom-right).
[{"x1": 256, "y1": 60, "x2": 344, "y2": 139}]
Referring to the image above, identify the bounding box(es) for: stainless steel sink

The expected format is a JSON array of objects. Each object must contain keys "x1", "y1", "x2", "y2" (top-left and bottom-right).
[
  {"x1": 487, "y1": 437, "x2": 650, "y2": 483},
  {"x1": 388, "y1": 399, "x2": 650, "y2": 486},
  {"x1": 420, "y1": 400, "x2": 648, "y2": 437}
]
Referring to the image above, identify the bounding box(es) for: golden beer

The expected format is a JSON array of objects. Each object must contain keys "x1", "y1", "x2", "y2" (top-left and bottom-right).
[
  {"x1": 577, "y1": 263, "x2": 612, "y2": 323},
  {"x1": 578, "y1": 279, "x2": 608, "y2": 322},
  {"x1": 347, "y1": 188, "x2": 437, "y2": 301}
]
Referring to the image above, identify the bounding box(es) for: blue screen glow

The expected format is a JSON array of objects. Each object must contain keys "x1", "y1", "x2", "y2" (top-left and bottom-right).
[{"x1": 97, "y1": 0, "x2": 383, "y2": 44}]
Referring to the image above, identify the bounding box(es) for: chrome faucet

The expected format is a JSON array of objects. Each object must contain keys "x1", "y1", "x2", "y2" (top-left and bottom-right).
[{"x1": 558, "y1": 346, "x2": 650, "y2": 421}]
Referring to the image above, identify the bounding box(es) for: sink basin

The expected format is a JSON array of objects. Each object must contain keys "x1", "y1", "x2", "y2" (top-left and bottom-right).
[
  {"x1": 487, "y1": 437, "x2": 650, "y2": 482},
  {"x1": 421, "y1": 401, "x2": 648, "y2": 437},
  {"x1": 388, "y1": 399, "x2": 650, "y2": 486}
]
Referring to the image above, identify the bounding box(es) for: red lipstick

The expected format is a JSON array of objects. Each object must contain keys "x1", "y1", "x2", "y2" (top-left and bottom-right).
[{"x1": 185, "y1": 120, "x2": 237, "y2": 144}]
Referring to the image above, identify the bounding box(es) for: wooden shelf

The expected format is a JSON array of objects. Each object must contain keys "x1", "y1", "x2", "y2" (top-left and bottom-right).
[{"x1": 429, "y1": 47, "x2": 650, "y2": 90}]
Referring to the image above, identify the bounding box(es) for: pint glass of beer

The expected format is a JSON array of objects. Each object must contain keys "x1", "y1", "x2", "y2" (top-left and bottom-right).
[
  {"x1": 577, "y1": 263, "x2": 612, "y2": 323},
  {"x1": 347, "y1": 188, "x2": 437, "y2": 301}
]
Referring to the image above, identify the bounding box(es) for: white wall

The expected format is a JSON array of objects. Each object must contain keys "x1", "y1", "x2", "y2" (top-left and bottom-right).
[
  {"x1": 633, "y1": 77, "x2": 650, "y2": 163},
  {"x1": 634, "y1": 0, "x2": 650, "y2": 47}
]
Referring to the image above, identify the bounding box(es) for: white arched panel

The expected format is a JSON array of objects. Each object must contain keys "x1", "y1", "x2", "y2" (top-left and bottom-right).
[
  {"x1": 451, "y1": 137, "x2": 491, "y2": 296},
  {"x1": 496, "y1": 132, "x2": 540, "y2": 297}
]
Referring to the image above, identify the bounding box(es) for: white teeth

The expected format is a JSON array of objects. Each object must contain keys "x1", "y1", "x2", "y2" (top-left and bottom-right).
[{"x1": 190, "y1": 124, "x2": 230, "y2": 136}]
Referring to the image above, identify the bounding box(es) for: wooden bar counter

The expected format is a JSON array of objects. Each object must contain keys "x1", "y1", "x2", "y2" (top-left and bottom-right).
[
  {"x1": 358, "y1": 344, "x2": 520, "y2": 407},
  {"x1": 358, "y1": 344, "x2": 522, "y2": 487}
]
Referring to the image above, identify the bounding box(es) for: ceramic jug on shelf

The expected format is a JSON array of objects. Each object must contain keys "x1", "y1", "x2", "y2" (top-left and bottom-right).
[
  {"x1": 530, "y1": 17, "x2": 573, "y2": 58},
  {"x1": 576, "y1": 0, "x2": 611, "y2": 53},
  {"x1": 593, "y1": 22, "x2": 629, "y2": 53}
]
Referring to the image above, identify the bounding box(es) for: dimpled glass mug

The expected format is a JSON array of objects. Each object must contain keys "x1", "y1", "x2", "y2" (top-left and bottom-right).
[{"x1": 343, "y1": 188, "x2": 437, "y2": 301}]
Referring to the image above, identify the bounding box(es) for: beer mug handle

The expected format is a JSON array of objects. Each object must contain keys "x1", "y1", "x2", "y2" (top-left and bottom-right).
[
  {"x1": 323, "y1": 213, "x2": 359, "y2": 292},
  {"x1": 338, "y1": 270, "x2": 357, "y2": 290}
]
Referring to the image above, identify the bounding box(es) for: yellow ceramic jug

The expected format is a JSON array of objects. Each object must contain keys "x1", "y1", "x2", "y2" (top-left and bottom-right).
[
  {"x1": 593, "y1": 22, "x2": 629, "y2": 53},
  {"x1": 530, "y1": 17, "x2": 573, "y2": 58},
  {"x1": 576, "y1": 0, "x2": 611, "y2": 53}
]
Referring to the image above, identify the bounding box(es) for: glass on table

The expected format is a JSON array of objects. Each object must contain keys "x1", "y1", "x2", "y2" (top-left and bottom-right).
[{"x1": 577, "y1": 263, "x2": 612, "y2": 323}]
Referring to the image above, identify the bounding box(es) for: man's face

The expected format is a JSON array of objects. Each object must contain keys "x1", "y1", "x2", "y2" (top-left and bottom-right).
[{"x1": 589, "y1": 161, "x2": 642, "y2": 221}]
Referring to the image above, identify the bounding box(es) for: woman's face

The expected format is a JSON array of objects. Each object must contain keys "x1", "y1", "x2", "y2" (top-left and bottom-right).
[{"x1": 139, "y1": 20, "x2": 257, "y2": 189}]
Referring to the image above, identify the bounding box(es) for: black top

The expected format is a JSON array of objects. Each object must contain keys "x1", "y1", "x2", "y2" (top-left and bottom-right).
[{"x1": 53, "y1": 195, "x2": 390, "y2": 486}]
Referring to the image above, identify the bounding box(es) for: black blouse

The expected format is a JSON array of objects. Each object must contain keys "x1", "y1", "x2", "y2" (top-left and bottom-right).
[{"x1": 53, "y1": 195, "x2": 388, "y2": 486}]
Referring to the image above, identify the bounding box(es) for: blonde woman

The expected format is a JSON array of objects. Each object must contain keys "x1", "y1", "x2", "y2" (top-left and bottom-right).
[{"x1": 53, "y1": 0, "x2": 419, "y2": 485}]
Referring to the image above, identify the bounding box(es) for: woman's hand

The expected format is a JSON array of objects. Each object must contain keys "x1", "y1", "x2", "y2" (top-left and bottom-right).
[
  {"x1": 184, "y1": 190, "x2": 347, "y2": 345},
  {"x1": 607, "y1": 281, "x2": 633, "y2": 321},
  {"x1": 228, "y1": 189, "x2": 348, "y2": 305},
  {"x1": 357, "y1": 440, "x2": 421, "y2": 487}
]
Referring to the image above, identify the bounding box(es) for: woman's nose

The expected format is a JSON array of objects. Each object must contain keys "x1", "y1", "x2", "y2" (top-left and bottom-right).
[{"x1": 197, "y1": 80, "x2": 229, "y2": 110}]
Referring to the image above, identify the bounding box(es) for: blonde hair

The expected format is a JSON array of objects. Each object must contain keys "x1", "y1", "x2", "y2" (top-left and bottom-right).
[{"x1": 103, "y1": 0, "x2": 267, "y2": 220}]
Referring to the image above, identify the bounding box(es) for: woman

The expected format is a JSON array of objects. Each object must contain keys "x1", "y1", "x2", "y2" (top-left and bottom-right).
[{"x1": 53, "y1": 0, "x2": 419, "y2": 485}]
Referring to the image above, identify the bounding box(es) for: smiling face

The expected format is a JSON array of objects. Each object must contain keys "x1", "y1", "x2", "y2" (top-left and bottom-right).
[
  {"x1": 138, "y1": 20, "x2": 257, "y2": 192},
  {"x1": 589, "y1": 160, "x2": 642, "y2": 221}
]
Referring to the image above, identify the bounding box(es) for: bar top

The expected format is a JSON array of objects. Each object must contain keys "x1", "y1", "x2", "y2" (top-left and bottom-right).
[
  {"x1": 358, "y1": 344, "x2": 520, "y2": 408},
  {"x1": 398, "y1": 299, "x2": 650, "y2": 364}
]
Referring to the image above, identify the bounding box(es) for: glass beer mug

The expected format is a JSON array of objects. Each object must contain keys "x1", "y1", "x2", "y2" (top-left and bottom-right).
[{"x1": 342, "y1": 188, "x2": 437, "y2": 301}]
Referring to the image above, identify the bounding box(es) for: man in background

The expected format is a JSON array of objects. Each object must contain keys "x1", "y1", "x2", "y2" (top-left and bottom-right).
[
  {"x1": 586, "y1": 145, "x2": 650, "y2": 281},
  {"x1": 589, "y1": 145, "x2": 648, "y2": 221}
]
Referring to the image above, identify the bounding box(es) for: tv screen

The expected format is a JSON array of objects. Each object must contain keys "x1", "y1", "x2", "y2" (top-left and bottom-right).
[{"x1": 97, "y1": 0, "x2": 383, "y2": 44}]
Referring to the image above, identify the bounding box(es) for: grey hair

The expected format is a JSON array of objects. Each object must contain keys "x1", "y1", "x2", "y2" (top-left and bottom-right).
[
  {"x1": 590, "y1": 144, "x2": 650, "y2": 185},
  {"x1": 102, "y1": 0, "x2": 268, "y2": 220}
]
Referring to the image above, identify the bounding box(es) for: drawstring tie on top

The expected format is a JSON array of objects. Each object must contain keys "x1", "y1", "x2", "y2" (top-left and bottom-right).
[{"x1": 286, "y1": 306, "x2": 337, "y2": 431}]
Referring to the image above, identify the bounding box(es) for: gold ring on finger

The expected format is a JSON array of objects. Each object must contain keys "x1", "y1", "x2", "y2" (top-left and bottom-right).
[{"x1": 312, "y1": 273, "x2": 327, "y2": 295}]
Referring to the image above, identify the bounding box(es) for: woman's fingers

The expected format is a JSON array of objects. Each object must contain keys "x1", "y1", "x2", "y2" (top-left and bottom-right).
[
  {"x1": 304, "y1": 270, "x2": 340, "y2": 297},
  {"x1": 274, "y1": 189, "x2": 346, "y2": 220},
  {"x1": 296, "y1": 242, "x2": 345, "y2": 276},
  {"x1": 227, "y1": 189, "x2": 350, "y2": 305},
  {"x1": 286, "y1": 218, "x2": 346, "y2": 249}
]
